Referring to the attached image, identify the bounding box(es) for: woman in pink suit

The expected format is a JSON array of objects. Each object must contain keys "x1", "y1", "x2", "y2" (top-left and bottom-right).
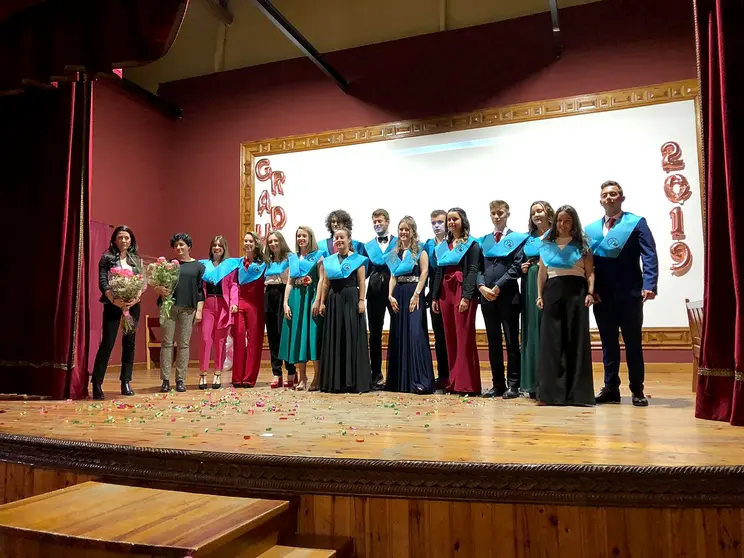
[
  {"x1": 232, "y1": 232, "x2": 267, "y2": 388},
  {"x1": 199, "y1": 235, "x2": 241, "y2": 390}
]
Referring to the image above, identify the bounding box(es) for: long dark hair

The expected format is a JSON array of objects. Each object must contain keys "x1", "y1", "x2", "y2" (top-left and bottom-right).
[
  {"x1": 546, "y1": 205, "x2": 589, "y2": 254},
  {"x1": 264, "y1": 231, "x2": 291, "y2": 262},
  {"x1": 244, "y1": 231, "x2": 265, "y2": 263},
  {"x1": 107, "y1": 225, "x2": 141, "y2": 269},
  {"x1": 208, "y1": 235, "x2": 230, "y2": 262},
  {"x1": 527, "y1": 201, "x2": 555, "y2": 234},
  {"x1": 445, "y1": 207, "x2": 471, "y2": 243}
]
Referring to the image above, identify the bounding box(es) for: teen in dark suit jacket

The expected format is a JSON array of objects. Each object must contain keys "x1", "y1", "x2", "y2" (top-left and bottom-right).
[{"x1": 587, "y1": 181, "x2": 658, "y2": 407}]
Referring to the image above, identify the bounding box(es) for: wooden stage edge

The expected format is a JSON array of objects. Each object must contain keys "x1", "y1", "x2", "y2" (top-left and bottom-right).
[{"x1": 1, "y1": 367, "x2": 744, "y2": 512}]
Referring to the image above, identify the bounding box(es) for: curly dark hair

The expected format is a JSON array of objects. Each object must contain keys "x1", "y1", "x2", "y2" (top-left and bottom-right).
[
  {"x1": 170, "y1": 232, "x2": 193, "y2": 249},
  {"x1": 325, "y1": 209, "x2": 353, "y2": 235}
]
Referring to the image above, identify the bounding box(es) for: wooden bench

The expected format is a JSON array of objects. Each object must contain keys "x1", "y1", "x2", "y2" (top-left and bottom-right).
[
  {"x1": 0, "y1": 482, "x2": 346, "y2": 558},
  {"x1": 685, "y1": 298, "x2": 703, "y2": 393}
]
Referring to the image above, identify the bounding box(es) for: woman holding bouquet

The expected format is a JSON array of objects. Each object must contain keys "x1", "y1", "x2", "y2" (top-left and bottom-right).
[
  {"x1": 91, "y1": 225, "x2": 143, "y2": 399},
  {"x1": 156, "y1": 233, "x2": 205, "y2": 393},
  {"x1": 199, "y1": 235, "x2": 240, "y2": 390},
  {"x1": 319, "y1": 227, "x2": 371, "y2": 393},
  {"x1": 263, "y1": 232, "x2": 296, "y2": 388},
  {"x1": 279, "y1": 226, "x2": 326, "y2": 391},
  {"x1": 233, "y1": 231, "x2": 267, "y2": 388}
]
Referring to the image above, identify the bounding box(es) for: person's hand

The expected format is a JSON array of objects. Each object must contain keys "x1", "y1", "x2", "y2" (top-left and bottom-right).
[
  {"x1": 357, "y1": 300, "x2": 365, "y2": 314},
  {"x1": 230, "y1": 304, "x2": 238, "y2": 313},
  {"x1": 409, "y1": 293, "x2": 420, "y2": 313},
  {"x1": 432, "y1": 300, "x2": 440, "y2": 314},
  {"x1": 536, "y1": 297, "x2": 544, "y2": 310},
  {"x1": 585, "y1": 294, "x2": 594, "y2": 307},
  {"x1": 311, "y1": 300, "x2": 320, "y2": 317},
  {"x1": 389, "y1": 296, "x2": 400, "y2": 314},
  {"x1": 284, "y1": 303, "x2": 292, "y2": 320},
  {"x1": 458, "y1": 298, "x2": 470, "y2": 313},
  {"x1": 113, "y1": 298, "x2": 126, "y2": 309},
  {"x1": 319, "y1": 303, "x2": 326, "y2": 317},
  {"x1": 521, "y1": 262, "x2": 531, "y2": 274},
  {"x1": 155, "y1": 286, "x2": 170, "y2": 297},
  {"x1": 194, "y1": 311, "x2": 203, "y2": 324},
  {"x1": 479, "y1": 286, "x2": 497, "y2": 302},
  {"x1": 642, "y1": 290, "x2": 656, "y2": 302}
]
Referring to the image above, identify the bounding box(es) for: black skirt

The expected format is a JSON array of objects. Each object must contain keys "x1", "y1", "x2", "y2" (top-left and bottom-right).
[
  {"x1": 536, "y1": 275, "x2": 594, "y2": 406},
  {"x1": 320, "y1": 275, "x2": 372, "y2": 393}
]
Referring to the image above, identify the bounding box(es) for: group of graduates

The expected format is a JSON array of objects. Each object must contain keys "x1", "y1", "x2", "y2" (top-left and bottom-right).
[{"x1": 90, "y1": 180, "x2": 658, "y2": 408}]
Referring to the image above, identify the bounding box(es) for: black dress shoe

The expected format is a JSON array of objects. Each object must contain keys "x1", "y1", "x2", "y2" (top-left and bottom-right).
[
  {"x1": 160, "y1": 380, "x2": 171, "y2": 393},
  {"x1": 242, "y1": 382, "x2": 254, "y2": 389},
  {"x1": 371, "y1": 382, "x2": 385, "y2": 391},
  {"x1": 232, "y1": 382, "x2": 242, "y2": 389},
  {"x1": 595, "y1": 387, "x2": 621, "y2": 404},
  {"x1": 528, "y1": 391, "x2": 537, "y2": 400},
  {"x1": 435, "y1": 377, "x2": 449, "y2": 391},
  {"x1": 176, "y1": 380, "x2": 186, "y2": 392},
  {"x1": 482, "y1": 386, "x2": 507, "y2": 398},
  {"x1": 632, "y1": 391, "x2": 649, "y2": 407},
  {"x1": 92, "y1": 382, "x2": 104, "y2": 400},
  {"x1": 120, "y1": 381, "x2": 135, "y2": 396},
  {"x1": 371, "y1": 373, "x2": 384, "y2": 386},
  {"x1": 502, "y1": 387, "x2": 520, "y2": 399}
]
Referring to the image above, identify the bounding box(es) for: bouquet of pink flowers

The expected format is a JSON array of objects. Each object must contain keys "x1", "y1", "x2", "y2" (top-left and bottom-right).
[
  {"x1": 108, "y1": 268, "x2": 145, "y2": 334},
  {"x1": 147, "y1": 257, "x2": 180, "y2": 324}
]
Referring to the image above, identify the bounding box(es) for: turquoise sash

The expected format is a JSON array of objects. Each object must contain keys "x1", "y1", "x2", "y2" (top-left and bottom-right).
[
  {"x1": 238, "y1": 261, "x2": 266, "y2": 284},
  {"x1": 325, "y1": 238, "x2": 365, "y2": 255},
  {"x1": 385, "y1": 244, "x2": 423, "y2": 277},
  {"x1": 288, "y1": 250, "x2": 323, "y2": 278},
  {"x1": 423, "y1": 238, "x2": 445, "y2": 268},
  {"x1": 585, "y1": 212, "x2": 641, "y2": 258},
  {"x1": 200, "y1": 257, "x2": 241, "y2": 285},
  {"x1": 324, "y1": 252, "x2": 367, "y2": 280},
  {"x1": 523, "y1": 232, "x2": 548, "y2": 258},
  {"x1": 479, "y1": 231, "x2": 530, "y2": 258},
  {"x1": 365, "y1": 236, "x2": 397, "y2": 266},
  {"x1": 434, "y1": 236, "x2": 476, "y2": 266},
  {"x1": 540, "y1": 241, "x2": 584, "y2": 269},
  {"x1": 265, "y1": 259, "x2": 289, "y2": 277}
]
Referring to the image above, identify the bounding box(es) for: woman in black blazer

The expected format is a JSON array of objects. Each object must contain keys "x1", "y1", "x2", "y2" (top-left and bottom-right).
[
  {"x1": 90, "y1": 225, "x2": 143, "y2": 399},
  {"x1": 430, "y1": 208, "x2": 482, "y2": 394}
]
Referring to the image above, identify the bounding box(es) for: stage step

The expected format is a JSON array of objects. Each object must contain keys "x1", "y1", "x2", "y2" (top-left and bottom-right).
[
  {"x1": 0, "y1": 481, "x2": 292, "y2": 557},
  {"x1": 258, "y1": 546, "x2": 336, "y2": 557}
]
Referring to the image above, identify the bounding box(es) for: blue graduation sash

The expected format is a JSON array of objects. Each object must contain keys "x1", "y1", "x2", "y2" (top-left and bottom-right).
[
  {"x1": 325, "y1": 237, "x2": 365, "y2": 256},
  {"x1": 479, "y1": 231, "x2": 530, "y2": 258},
  {"x1": 585, "y1": 212, "x2": 642, "y2": 258},
  {"x1": 238, "y1": 261, "x2": 266, "y2": 284},
  {"x1": 434, "y1": 236, "x2": 477, "y2": 266},
  {"x1": 424, "y1": 238, "x2": 446, "y2": 268},
  {"x1": 324, "y1": 252, "x2": 367, "y2": 280},
  {"x1": 265, "y1": 259, "x2": 289, "y2": 278},
  {"x1": 200, "y1": 257, "x2": 241, "y2": 285},
  {"x1": 523, "y1": 232, "x2": 548, "y2": 258},
  {"x1": 385, "y1": 244, "x2": 423, "y2": 277},
  {"x1": 365, "y1": 236, "x2": 397, "y2": 266},
  {"x1": 540, "y1": 241, "x2": 584, "y2": 269},
  {"x1": 288, "y1": 250, "x2": 323, "y2": 278}
]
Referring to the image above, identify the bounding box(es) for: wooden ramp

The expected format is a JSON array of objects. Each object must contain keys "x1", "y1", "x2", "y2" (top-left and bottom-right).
[{"x1": 0, "y1": 482, "x2": 345, "y2": 558}]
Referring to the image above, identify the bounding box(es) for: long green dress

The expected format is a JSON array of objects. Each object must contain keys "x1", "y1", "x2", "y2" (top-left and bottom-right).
[
  {"x1": 520, "y1": 262, "x2": 541, "y2": 394},
  {"x1": 278, "y1": 256, "x2": 323, "y2": 364}
]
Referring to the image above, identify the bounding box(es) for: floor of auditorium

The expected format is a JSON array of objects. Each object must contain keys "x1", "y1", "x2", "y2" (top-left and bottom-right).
[{"x1": 1, "y1": 363, "x2": 741, "y2": 467}]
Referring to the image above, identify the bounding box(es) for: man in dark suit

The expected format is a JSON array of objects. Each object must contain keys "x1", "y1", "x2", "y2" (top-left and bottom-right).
[
  {"x1": 587, "y1": 180, "x2": 658, "y2": 407},
  {"x1": 477, "y1": 200, "x2": 528, "y2": 399}
]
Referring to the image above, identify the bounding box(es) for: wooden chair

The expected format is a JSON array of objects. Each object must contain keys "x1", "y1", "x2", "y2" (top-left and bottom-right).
[
  {"x1": 685, "y1": 299, "x2": 703, "y2": 393},
  {"x1": 145, "y1": 314, "x2": 175, "y2": 370}
]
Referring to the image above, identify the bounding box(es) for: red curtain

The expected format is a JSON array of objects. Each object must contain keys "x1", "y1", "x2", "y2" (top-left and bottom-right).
[
  {"x1": 694, "y1": 0, "x2": 744, "y2": 425},
  {"x1": 88, "y1": 221, "x2": 111, "y2": 375}
]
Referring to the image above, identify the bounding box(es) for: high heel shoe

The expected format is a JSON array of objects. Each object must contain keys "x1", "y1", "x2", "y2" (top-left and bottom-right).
[
  {"x1": 285, "y1": 375, "x2": 296, "y2": 389},
  {"x1": 295, "y1": 379, "x2": 307, "y2": 391},
  {"x1": 308, "y1": 378, "x2": 319, "y2": 392},
  {"x1": 120, "y1": 381, "x2": 134, "y2": 396},
  {"x1": 92, "y1": 382, "x2": 104, "y2": 400},
  {"x1": 270, "y1": 377, "x2": 283, "y2": 389},
  {"x1": 198, "y1": 373, "x2": 208, "y2": 390},
  {"x1": 212, "y1": 371, "x2": 222, "y2": 389}
]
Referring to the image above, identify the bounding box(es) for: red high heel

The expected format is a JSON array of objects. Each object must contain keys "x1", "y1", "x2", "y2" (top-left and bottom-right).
[
  {"x1": 285, "y1": 375, "x2": 296, "y2": 389},
  {"x1": 270, "y1": 377, "x2": 283, "y2": 389}
]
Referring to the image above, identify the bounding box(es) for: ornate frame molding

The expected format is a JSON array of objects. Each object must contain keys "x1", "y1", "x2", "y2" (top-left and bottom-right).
[
  {"x1": 240, "y1": 79, "x2": 700, "y2": 238},
  {"x1": 2, "y1": 433, "x2": 742, "y2": 507}
]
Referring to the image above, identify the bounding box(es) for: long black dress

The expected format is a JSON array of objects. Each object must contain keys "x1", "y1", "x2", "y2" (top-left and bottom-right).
[
  {"x1": 386, "y1": 264, "x2": 435, "y2": 394},
  {"x1": 320, "y1": 268, "x2": 372, "y2": 393}
]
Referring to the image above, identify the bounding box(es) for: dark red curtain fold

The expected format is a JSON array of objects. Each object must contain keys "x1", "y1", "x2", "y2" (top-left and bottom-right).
[
  {"x1": 88, "y1": 221, "x2": 111, "y2": 373},
  {"x1": 694, "y1": 0, "x2": 744, "y2": 425}
]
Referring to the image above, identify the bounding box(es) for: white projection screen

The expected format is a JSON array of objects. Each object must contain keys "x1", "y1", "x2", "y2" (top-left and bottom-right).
[{"x1": 248, "y1": 98, "x2": 704, "y2": 330}]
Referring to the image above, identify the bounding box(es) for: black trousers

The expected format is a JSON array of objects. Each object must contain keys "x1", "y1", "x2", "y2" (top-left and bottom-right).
[
  {"x1": 593, "y1": 294, "x2": 645, "y2": 392},
  {"x1": 430, "y1": 306, "x2": 449, "y2": 379},
  {"x1": 265, "y1": 284, "x2": 296, "y2": 376},
  {"x1": 481, "y1": 298, "x2": 521, "y2": 388},
  {"x1": 367, "y1": 271, "x2": 394, "y2": 381},
  {"x1": 91, "y1": 302, "x2": 140, "y2": 384}
]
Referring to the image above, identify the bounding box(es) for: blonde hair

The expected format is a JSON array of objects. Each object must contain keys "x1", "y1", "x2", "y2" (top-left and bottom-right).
[
  {"x1": 396, "y1": 216, "x2": 421, "y2": 256},
  {"x1": 295, "y1": 225, "x2": 319, "y2": 254}
]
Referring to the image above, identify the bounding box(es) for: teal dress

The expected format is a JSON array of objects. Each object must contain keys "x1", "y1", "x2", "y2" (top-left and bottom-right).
[
  {"x1": 278, "y1": 254, "x2": 323, "y2": 364},
  {"x1": 520, "y1": 263, "x2": 541, "y2": 393}
]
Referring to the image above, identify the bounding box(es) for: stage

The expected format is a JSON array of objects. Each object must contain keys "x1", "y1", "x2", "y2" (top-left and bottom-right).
[{"x1": 2, "y1": 364, "x2": 744, "y2": 557}]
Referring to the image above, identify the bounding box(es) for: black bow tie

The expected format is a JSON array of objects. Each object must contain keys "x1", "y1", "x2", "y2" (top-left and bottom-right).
[{"x1": 377, "y1": 236, "x2": 388, "y2": 243}]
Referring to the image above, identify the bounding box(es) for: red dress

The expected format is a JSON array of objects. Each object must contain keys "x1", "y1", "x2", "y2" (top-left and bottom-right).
[{"x1": 232, "y1": 274, "x2": 265, "y2": 386}]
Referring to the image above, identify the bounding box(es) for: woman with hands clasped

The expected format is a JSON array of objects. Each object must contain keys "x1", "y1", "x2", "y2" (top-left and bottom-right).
[
  {"x1": 385, "y1": 216, "x2": 435, "y2": 394},
  {"x1": 535, "y1": 205, "x2": 595, "y2": 406}
]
